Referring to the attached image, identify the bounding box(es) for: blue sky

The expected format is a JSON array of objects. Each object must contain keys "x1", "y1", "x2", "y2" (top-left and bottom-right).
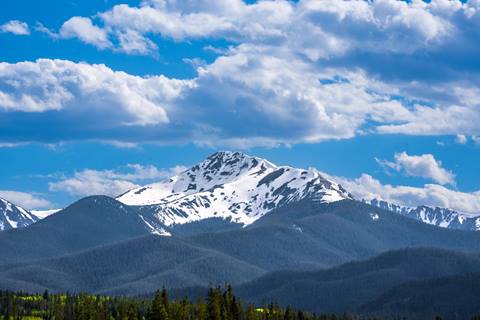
[{"x1": 0, "y1": 0, "x2": 479, "y2": 214}]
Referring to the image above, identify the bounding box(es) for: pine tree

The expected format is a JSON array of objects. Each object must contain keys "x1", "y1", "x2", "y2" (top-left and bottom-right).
[
  {"x1": 297, "y1": 310, "x2": 305, "y2": 320},
  {"x1": 52, "y1": 296, "x2": 64, "y2": 320},
  {"x1": 194, "y1": 300, "x2": 207, "y2": 320},
  {"x1": 4, "y1": 292, "x2": 12, "y2": 320},
  {"x1": 245, "y1": 305, "x2": 256, "y2": 320},
  {"x1": 161, "y1": 289, "x2": 169, "y2": 313},
  {"x1": 127, "y1": 303, "x2": 138, "y2": 320},
  {"x1": 43, "y1": 290, "x2": 50, "y2": 302},
  {"x1": 159, "y1": 304, "x2": 169, "y2": 320},
  {"x1": 231, "y1": 296, "x2": 241, "y2": 320},
  {"x1": 284, "y1": 307, "x2": 294, "y2": 320},
  {"x1": 11, "y1": 294, "x2": 17, "y2": 320},
  {"x1": 150, "y1": 290, "x2": 168, "y2": 320},
  {"x1": 206, "y1": 288, "x2": 221, "y2": 320}
]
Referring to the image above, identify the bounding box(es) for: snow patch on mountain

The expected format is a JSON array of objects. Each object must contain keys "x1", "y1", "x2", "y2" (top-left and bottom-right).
[
  {"x1": 30, "y1": 209, "x2": 61, "y2": 219},
  {"x1": 369, "y1": 212, "x2": 380, "y2": 221},
  {"x1": 367, "y1": 199, "x2": 480, "y2": 231},
  {"x1": 117, "y1": 151, "x2": 352, "y2": 227},
  {"x1": 0, "y1": 198, "x2": 59, "y2": 231},
  {"x1": 0, "y1": 197, "x2": 36, "y2": 230}
]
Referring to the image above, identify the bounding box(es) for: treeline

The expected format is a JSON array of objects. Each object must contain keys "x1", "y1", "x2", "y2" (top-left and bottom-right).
[{"x1": 0, "y1": 285, "x2": 472, "y2": 320}]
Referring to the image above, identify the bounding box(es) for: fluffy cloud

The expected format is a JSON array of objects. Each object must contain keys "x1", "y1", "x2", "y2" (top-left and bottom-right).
[
  {"x1": 333, "y1": 173, "x2": 480, "y2": 215},
  {"x1": 0, "y1": 56, "x2": 415, "y2": 146},
  {"x1": 115, "y1": 29, "x2": 158, "y2": 55},
  {"x1": 184, "y1": 44, "x2": 414, "y2": 144},
  {"x1": 1, "y1": 1, "x2": 480, "y2": 146},
  {"x1": 0, "y1": 59, "x2": 190, "y2": 124},
  {"x1": 0, "y1": 52, "x2": 477, "y2": 146},
  {"x1": 49, "y1": 172, "x2": 138, "y2": 198},
  {"x1": 49, "y1": 164, "x2": 186, "y2": 197},
  {"x1": 0, "y1": 190, "x2": 52, "y2": 209},
  {"x1": 61, "y1": 0, "x2": 480, "y2": 70},
  {"x1": 376, "y1": 152, "x2": 455, "y2": 185},
  {"x1": 456, "y1": 134, "x2": 468, "y2": 144},
  {"x1": 0, "y1": 142, "x2": 27, "y2": 148},
  {"x1": 377, "y1": 97, "x2": 480, "y2": 136},
  {"x1": 59, "y1": 17, "x2": 111, "y2": 49},
  {"x1": 97, "y1": 0, "x2": 460, "y2": 55},
  {"x1": 0, "y1": 20, "x2": 30, "y2": 35}
]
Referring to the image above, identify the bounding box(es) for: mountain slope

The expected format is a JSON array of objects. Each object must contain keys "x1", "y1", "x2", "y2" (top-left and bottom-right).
[
  {"x1": 0, "y1": 235, "x2": 265, "y2": 295},
  {"x1": 234, "y1": 247, "x2": 480, "y2": 314},
  {"x1": 359, "y1": 272, "x2": 480, "y2": 319},
  {"x1": 368, "y1": 199, "x2": 480, "y2": 231},
  {"x1": 183, "y1": 199, "x2": 480, "y2": 271},
  {"x1": 1, "y1": 197, "x2": 480, "y2": 296},
  {"x1": 0, "y1": 196, "x2": 165, "y2": 264},
  {"x1": 118, "y1": 151, "x2": 352, "y2": 227}
]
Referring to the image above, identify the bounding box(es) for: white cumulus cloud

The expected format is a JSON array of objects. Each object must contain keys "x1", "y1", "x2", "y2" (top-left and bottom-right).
[
  {"x1": 1, "y1": 1, "x2": 480, "y2": 146},
  {"x1": 0, "y1": 20, "x2": 30, "y2": 35},
  {"x1": 456, "y1": 134, "x2": 468, "y2": 144},
  {"x1": 95, "y1": 0, "x2": 459, "y2": 55},
  {"x1": 332, "y1": 173, "x2": 480, "y2": 215},
  {"x1": 0, "y1": 190, "x2": 52, "y2": 210},
  {"x1": 376, "y1": 152, "x2": 455, "y2": 185},
  {"x1": 0, "y1": 59, "x2": 190, "y2": 125},
  {"x1": 49, "y1": 164, "x2": 187, "y2": 197},
  {"x1": 59, "y1": 17, "x2": 111, "y2": 49}
]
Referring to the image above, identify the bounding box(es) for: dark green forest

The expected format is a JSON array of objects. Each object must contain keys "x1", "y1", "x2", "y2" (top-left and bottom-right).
[{"x1": 0, "y1": 286, "x2": 477, "y2": 320}]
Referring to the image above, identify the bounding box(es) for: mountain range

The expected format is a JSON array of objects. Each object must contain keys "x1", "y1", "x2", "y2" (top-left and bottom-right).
[
  {"x1": 4, "y1": 151, "x2": 478, "y2": 234},
  {"x1": 1, "y1": 151, "x2": 480, "y2": 318},
  {"x1": 368, "y1": 198, "x2": 480, "y2": 231}
]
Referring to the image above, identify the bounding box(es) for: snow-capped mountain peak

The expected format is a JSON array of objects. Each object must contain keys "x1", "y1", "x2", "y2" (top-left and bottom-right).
[
  {"x1": 0, "y1": 197, "x2": 37, "y2": 231},
  {"x1": 0, "y1": 198, "x2": 59, "y2": 231},
  {"x1": 118, "y1": 151, "x2": 277, "y2": 206},
  {"x1": 117, "y1": 151, "x2": 352, "y2": 226}
]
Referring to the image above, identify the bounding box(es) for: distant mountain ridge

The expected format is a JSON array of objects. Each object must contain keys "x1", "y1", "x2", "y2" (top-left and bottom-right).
[
  {"x1": 367, "y1": 199, "x2": 480, "y2": 231},
  {"x1": 118, "y1": 151, "x2": 479, "y2": 233},
  {"x1": 117, "y1": 151, "x2": 352, "y2": 227},
  {"x1": 232, "y1": 247, "x2": 480, "y2": 315},
  {"x1": 0, "y1": 197, "x2": 56, "y2": 231},
  {"x1": 3, "y1": 152, "x2": 478, "y2": 235},
  {"x1": 2, "y1": 197, "x2": 480, "y2": 296},
  {"x1": 0, "y1": 196, "x2": 167, "y2": 264}
]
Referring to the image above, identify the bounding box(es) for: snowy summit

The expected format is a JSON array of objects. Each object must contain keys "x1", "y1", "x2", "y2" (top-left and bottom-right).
[{"x1": 117, "y1": 151, "x2": 352, "y2": 226}]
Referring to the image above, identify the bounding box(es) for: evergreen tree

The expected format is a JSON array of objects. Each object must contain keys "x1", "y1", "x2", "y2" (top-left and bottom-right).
[
  {"x1": 284, "y1": 307, "x2": 294, "y2": 320},
  {"x1": 206, "y1": 288, "x2": 221, "y2": 320},
  {"x1": 159, "y1": 304, "x2": 169, "y2": 320},
  {"x1": 231, "y1": 296, "x2": 242, "y2": 320},
  {"x1": 161, "y1": 289, "x2": 169, "y2": 313},
  {"x1": 52, "y1": 295, "x2": 64, "y2": 320},
  {"x1": 194, "y1": 300, "x2": 207, "y2": 320},
  {"x1": 297, "y1": 310, "x2": 305, "y2": 320},
  {"x1": 4, "y1": 293, "x2": 12, "y2": 320},
  {"x1": 127, "y1": 303, "x2": 138, "y2": 320},
  {"x1": 150, "y1": 290, "x2": 168, "y2": 320},
  {"x1": 43, "y1": 290, "x2": 50, "y2": 302},
  {"x1": 245, "y1": 305, "x2": 256, "y2": 320}
]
